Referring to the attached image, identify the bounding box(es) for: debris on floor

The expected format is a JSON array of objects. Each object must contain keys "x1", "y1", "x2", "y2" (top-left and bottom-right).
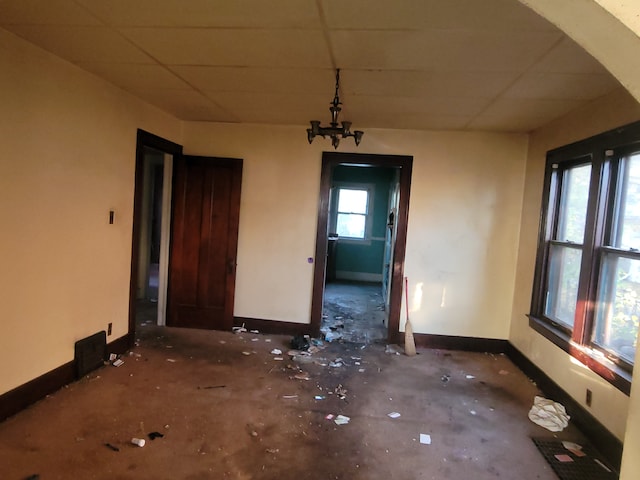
[
  {"x1": 385, "y1": 345, "x2": 401, "y2": 355},
  {"x1": 131, "y1": 437, "x2": 146, "y2": 447},
  {"x1": 528, "y1": 396, "x2": 570, "y2": 432},
  {"x1": 334, "y1": 415, "x2": 350, "y2": 425},
  {"x1": 419, "y1": 433, "x2": 432, "y2": 445},
  {"x1": 290, "y1": 334, "x2": 309, "y2": 351},
  {"x1": 387, "y1": 412, "x2": 401, "y2": 419}
]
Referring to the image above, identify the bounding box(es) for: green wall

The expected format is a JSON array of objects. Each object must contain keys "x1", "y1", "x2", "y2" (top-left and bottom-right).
[{"x1": 331, "y1": 166, "x2": 396, "y2": 278}]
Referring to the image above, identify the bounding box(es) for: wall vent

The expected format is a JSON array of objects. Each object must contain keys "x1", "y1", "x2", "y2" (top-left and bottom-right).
[{"x1": 74, "y1": 331, "x2": 106, "y2": 379}]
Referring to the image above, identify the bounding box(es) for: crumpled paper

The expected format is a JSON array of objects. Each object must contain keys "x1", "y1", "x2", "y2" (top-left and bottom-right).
[{"x1": 528, "y1": 395, "x2": 570, "y2": 432}]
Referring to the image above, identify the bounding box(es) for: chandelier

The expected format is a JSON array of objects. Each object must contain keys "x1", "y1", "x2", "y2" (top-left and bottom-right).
[{"x1": 307, "y1": 69, "x2": 364, "y2": 149}]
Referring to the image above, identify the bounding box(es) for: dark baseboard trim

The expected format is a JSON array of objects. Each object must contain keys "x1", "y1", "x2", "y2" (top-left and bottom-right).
[
  {"x1": 411, "y1": 332, "x2": 509, "y2": 353},
  {"x1": 506, "y1": 343, "x2": 622, "y2": 471},
  {"x1": 108, "y1": 333, "x2": 133, "y2": 354},
  {"x1": 234, "y1": 317, "x2": 312, "y2": 336},
  {"x1": 0, "y1": 333, "x2": 130, "y2": 423}
]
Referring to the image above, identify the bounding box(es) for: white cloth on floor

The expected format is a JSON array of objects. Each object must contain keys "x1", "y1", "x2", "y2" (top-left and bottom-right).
[{"x1": 528, "y1": 395, "x2": 570, "y2": 432}]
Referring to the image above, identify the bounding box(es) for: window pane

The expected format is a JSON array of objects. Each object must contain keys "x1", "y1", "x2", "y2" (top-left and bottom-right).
[
  {"x1": 545, "y1": 244, "x2": 582, "y2": 328},
  {"x1": 593, "y1": 254, "x2": 640, "y2": 363},
  {"x1": 338, "y1": 189, "x2": 368, "y2": 214},
  {"x1": 612, "y1": 154, "x2": 640, "y2": 250},
  {"x1": 557, "y1": 164, "x2": 591, "y2": 243},
  {"x1": 337, "y1": 213, "x2": 365, "y2": 238}
]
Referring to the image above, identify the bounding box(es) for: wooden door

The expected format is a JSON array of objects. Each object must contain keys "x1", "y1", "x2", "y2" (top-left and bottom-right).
[{"x1": 167, "y1": 155, "x2": 242, "y2": 330}]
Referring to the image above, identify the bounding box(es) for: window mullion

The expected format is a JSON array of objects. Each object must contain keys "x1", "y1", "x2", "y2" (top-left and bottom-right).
[{"x1": 573, "y1": 155, "x2": 606, "y2": 344}]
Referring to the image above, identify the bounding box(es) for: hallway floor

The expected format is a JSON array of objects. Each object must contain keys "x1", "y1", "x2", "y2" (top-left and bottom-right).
[
  {"x1": 0, "y1": 324, "x2": 600, "y2": 480},
  {"x1": 321, "y1": 281, "x2": 388, "y2": 344}
]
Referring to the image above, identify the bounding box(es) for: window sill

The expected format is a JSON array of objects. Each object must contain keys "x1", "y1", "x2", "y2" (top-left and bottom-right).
[{"x1": 528, "y1": 315, "x2": 632, "y2": 396}]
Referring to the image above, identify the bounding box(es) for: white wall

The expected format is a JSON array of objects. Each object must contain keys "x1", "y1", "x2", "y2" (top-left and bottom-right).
[
  {"x1": 183, "y1": 123, "x2": 528, "y2": 340},
  {"x1": 0, "y1": 29, "x2": 181, "y2": 395}
]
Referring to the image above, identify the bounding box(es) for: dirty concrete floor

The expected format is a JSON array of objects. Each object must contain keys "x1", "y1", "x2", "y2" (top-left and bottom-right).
[
  {"x1": 321, "y1": 281, "x2": 388, "y2": 344},
  {"x1": 0, "y1": 324, "x2": 593, "y2": 480}
]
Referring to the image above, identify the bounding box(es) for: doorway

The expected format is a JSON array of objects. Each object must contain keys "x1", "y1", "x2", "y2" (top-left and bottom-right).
[
  {"x1": 310, "y1": 152, "x2": 413, "y2": 344},
  {"x1": 128, "y1": 130, "x2": 183, "y2": 343}
]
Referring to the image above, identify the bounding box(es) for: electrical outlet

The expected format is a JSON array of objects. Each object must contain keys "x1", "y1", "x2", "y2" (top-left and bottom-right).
[
  {"x1": 107, "y1": 322, "x2": 112, "y2": 336},
  {"x1": 586, "y1": 389, "x2": 592, "y2": 407}
]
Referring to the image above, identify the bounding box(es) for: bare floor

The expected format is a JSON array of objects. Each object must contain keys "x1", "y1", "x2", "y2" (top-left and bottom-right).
[
  {"x1": 322, "y1": 281, "x2": 388, "y2": 344},
  {"x1": 0, "y1": 325, "x2": 590, "y2": 480}
]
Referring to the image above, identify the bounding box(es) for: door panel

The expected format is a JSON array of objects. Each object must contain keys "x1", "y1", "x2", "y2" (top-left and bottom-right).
[{"x1": 167, "y1": 155, "x2": 242, "y2": 330}]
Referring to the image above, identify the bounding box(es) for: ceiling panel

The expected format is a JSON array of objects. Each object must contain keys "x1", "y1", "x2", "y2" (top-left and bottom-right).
[
  {"x1": 76, "y1": 0, "x2": 322, "y2": 28},
  {"x1": 0, "y1": 0, "x2": 101, "y2": 26},
  {"x1": 5, "y1": 26, "x2": 153, "y2": 63},
  {"x1": 0, "y1": 0, "x2": 623, "y2": 133},
  {"x1": 329, "y1": 29, "x2": 563, "y2": 72},
  {"x1": 120, "y1": 28, "x2": 332, "y2": 68},
  {"x1": 171, "y1": 66, "x2": 336, "y2": 94},
  {"x1": 322, "y1": 0, "x2": 557, "y2": 32}
]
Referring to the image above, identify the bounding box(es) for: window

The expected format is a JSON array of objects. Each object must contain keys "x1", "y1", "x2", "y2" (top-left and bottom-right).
[
  {"x1": 530, "y1": 121, "x2": 640, "y2": 394},
  {"x1": 335, "y1": 187, "x2": 370, "y2": 240}
]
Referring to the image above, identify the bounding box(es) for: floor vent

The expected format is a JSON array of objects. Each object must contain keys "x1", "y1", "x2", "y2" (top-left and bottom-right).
[
  {"x1": 532, "y1": 437, "x2": 618, "y2": 480},
  {"x1": 74, "y1": 331, "x2": 106, "y2": 379}
]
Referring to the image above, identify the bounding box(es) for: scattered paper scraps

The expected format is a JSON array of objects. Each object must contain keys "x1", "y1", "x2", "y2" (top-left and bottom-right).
[
  {"x1": 388, "y1": 412, "x2": 401, "y2": 419},
  {"x1": 554, "y1": 454, "x2": 574, "y2": 463},
  {"x1": 334, "y1": 415, "x2": 350, "y2": 425},
  {"x1": 419, "y1": 434, "x2": 432, "y2": 445}
]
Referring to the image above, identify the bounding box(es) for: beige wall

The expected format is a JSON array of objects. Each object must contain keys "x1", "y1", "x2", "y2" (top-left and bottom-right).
[
  {"x1": 0, "y1": 29, "x2": 181, "y2": 394},
  {"x1": 184, "y1": 123, "x2": 528, "y2": 339},
  {"x1": 509, "y1": 87, "x2": 640, "y2": 442}
]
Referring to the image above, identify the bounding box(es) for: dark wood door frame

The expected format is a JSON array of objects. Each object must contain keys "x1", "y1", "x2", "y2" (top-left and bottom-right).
[
  {"x1": 128, "y1": 129, "x2": 183, "y2": 347},
  {"x1": 310, "y1": 152, "x2": 413, "y2": 343}
]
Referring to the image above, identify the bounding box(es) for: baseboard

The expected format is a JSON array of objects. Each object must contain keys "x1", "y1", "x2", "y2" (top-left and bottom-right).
[
  {"x1": 506, "y1": 343, "x2": 623, "y2": 471},
  {"x1": 335, "y1": 271, "x2": 383, "y2": 282},
  {"x1": 402, "y1": 332, "x2": 509, "y2": 353},
  {"x1": 234, "y1": 317, "x2": 312, "y2": 336},
  {"x1": 0, "y1": 333, "x2": 130, "y2": 423}
]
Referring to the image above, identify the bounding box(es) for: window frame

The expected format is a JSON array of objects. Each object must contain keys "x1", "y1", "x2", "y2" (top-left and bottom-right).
[
  {"x1": 529, "y1": 120, "x2": 640, "y2": 396},
  {"x1": 330, "y1": 183, "x2": 375, "y2": 243}
]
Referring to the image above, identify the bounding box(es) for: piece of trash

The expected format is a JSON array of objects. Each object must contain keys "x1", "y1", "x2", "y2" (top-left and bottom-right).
[
  {"x1": 166, "y1": 358, "x2": 176, "y2": 363},
  {"x1": 388, "y1": 412, "x2": 401, "y2": 419},
  {"x1": 290, "y1": 334, "x2": 309, "y2": 351},
  {"x1": 294, "y1": 372, "x2": 310, "y2": 380},
  {"x1": 385, "y1": 345, "x2": 401, "y2": 355},
  {"x1": 219, "y1": 340, "x2": 226, "y2": 344},
  {"x1": 250, "y1": 430, "x2": 258, "y2": 437},
  {"x1": 148, "y1": 432, "x2": 164, "y2": 440},
  {"x1": 334, "y1": 384, "x2": 348, "y2": 400},
  {"x1": 250, "y1": 330, "x2": 259, "y2": 334},
  {"x1": 273, "y1": 357, "x2": 284, "y2": 361},
  {"x1": 329, "y1": 360, "x2": 343, "y2": 368},
  {"x1": 282, "y1": 395, "x2": 298, "y2": 399},
  {"x1": 265, "y1": 338, "x2": 272, "y2": 343},
  {"x1": 112, "y1": 359, "x2": 124, "y2": 367},
  {"x1": 324, "y1": 331, "x2": 342, "y2": 342},
  {"x1": 358, "y1": 368, "x2": 365, "y2": 373},
  {"x1": 325, "y1": 414, "x2": 335, "y2": 420},
  {"x1": 419, "y1": 434, "x2": 432, "y2": 445},
  {"x1": 241, "y1": 351, "x2": 252, "y2": 356},
  {"x1": 251, "y1": 338, "x2": 260, "y2": 342},
  {"x1": 594, "y1": 458, "x2": 612, "y2": 472},
  {"x1": 270, "y1": 349, "x2": 283, "y2": 355},
  {"x1": 104, "y1": 443, "x2": 119, "y2": 452},
  {"x1": 469, "y1": 410, "x2": 477, "y2": 415},
  {"x1": 315, "y1": 395, "x2": 326, "y2": 400},
  {"x1": 554, "y1": 454, "x2": 574, "y2": 463},
  {"x1": 441, "y1": 374, "x2": 450, "y2": 383},
  {"x1": 232, "y1": 325, "x2": 247, "y2": 334},
  {"x1": 562, "y1": 441, "x2": 586, "y2": 457},
  {"x1": 131, "y1": 437, "x2": 146, "y2": 447},
  {"x1": 334, "y1": 415, "x2": 350, "y2": 425},
  {"x1": 466, "y1": 375, "x2": 475, "y2": 379},
  {"x1": 266, "y1": 448, "x2": 279, "y2": 454},
  {"x1": 109, "y1": 353, "x2": 117, "y2": 361},
  {"x1": 499, "y1": 370, "x2": 509, "y2": 375},
  {"x1": 528, "y1": 396, "x2": 570, "y2": 432}
]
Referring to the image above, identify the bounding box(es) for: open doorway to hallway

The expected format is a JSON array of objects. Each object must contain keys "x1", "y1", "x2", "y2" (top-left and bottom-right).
[
  {"x1": 129, "y1": 130, "x2": 182, "y2": 343},
  {"x1": 310, "y1": 152, "x2": 412, "y2": 345}
]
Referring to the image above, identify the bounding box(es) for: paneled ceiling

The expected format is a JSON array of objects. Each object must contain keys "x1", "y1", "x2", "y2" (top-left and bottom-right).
[{"x1": 0, "y1": 0, "x2": 621, "y2": 133}]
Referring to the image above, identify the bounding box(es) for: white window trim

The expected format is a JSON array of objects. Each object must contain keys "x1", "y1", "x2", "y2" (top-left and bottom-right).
[{"x1": 331, "y1": 182, "x2": 375, "y2": 244}]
